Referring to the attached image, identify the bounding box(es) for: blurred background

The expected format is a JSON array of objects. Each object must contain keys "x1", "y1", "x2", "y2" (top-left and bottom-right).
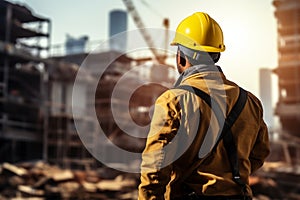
[{"x1": 0, "y1": 0, "x2": 299, "y2": 199}]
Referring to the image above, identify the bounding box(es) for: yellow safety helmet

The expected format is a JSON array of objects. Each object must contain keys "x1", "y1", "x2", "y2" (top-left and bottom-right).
[{"x1": 171, "y1": 12, "x2": 225, "y2": 52}]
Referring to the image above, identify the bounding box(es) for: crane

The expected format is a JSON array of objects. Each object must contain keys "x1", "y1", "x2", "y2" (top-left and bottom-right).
[{"x1": 122, "y1": 0, "x2": 169, "y2": 64}]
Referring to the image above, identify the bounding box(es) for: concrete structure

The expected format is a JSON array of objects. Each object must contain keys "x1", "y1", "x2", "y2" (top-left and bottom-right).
[
  {"x1": 0, "y1": 0, "x2": 97, "y2": 169},
  {"x1": 259, "y1": 68, "x2": 274, "y2": 128},
  {"x1": 0, "y1": 0, "x2": 50, "y2": 163},
  {"x1": 273, "y1": 0, "x2": 300, "y2": 137},
  {"x1": 256, "y1": 2, "x2": 300, "y2": 198}
]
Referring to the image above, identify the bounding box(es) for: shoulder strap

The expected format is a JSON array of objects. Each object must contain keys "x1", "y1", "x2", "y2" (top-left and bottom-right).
[
  {"x1": 176, "y1": 85, "x2": 224, "y2": 125},
  {"x1": 176, "y1": 85, "x2": 248, "y2": 192},
  {"x1": 218, "y1": 87, "x2": 248, "y2": 191}
]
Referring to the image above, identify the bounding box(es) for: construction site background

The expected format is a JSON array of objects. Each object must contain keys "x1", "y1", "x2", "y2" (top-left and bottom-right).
[{"x1": 0, "y1": 0, "x2": 299, "y2": 199}]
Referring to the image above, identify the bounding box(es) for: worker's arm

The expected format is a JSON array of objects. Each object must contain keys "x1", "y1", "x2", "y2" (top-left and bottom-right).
[
  {"x1": 138, "y1": 91, "x2": 181, "y2": 200},
  {"x1": 249, "y1": 106, "x2": 270, "y2": 174}
]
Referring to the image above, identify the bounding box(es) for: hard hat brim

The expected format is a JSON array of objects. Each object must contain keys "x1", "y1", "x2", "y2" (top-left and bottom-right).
[{"x1": 170, "y1": 41, "x2": 225, "y2": 53}]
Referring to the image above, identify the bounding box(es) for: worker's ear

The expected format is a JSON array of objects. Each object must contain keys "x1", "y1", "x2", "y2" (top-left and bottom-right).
[
  {"x1": 179, "y1": 50, "x2": 186, "y2": 66},
  {"x1": 176, "y1": 50, "x2": 190, "y2": 73}
]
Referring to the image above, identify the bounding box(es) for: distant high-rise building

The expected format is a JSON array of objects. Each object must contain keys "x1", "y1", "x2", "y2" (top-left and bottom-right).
[
  {"x1": 259, "y1": 68, "x2": 274, "y2": 128},
  {"x1": 273, "y1": 0, "x2": 300, "y2": 137},
  {"x1": 109, "y1": 10, "x2": 127, "y2": 52}
]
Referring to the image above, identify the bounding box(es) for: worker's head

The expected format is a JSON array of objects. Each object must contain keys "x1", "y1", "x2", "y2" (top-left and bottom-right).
[{"x1": 171, "y1": 12, "x2": 225, "y2": 73}]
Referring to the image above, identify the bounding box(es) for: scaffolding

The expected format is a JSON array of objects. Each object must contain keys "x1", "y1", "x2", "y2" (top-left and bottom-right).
[
  {"x1": 255, "y1": 1, "x2": 300, "y2": 198},
  {"x1": 0, "y1": 0, "x2": 50, "y2": 163},
  {"x1": 44, "y1": 56, "x2": 99, "y2": 169},
  {"x1": 273, "y1": 0, "x2": 300, "y2": 137},
  {"x1": 0, "y1": 0, "x2": 177, "y2": 172},
  {"x1": 270, "y1": 0, "x2": 300, "y2": 174},
  {"x1": 48, "y1": 48, "x2": 176, "y2": 168}
]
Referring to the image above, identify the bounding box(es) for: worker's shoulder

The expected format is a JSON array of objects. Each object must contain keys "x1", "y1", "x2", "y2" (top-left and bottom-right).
[
  {"x1": 245, "y1": 89, "x2": 263, "y2": 110},
  {"x1": 155, "y1": 87, "x2": 187, "y2": 104}
]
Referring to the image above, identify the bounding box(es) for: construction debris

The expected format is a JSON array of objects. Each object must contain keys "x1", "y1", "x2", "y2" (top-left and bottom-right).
[
  {"x1": 2, "y1": 161, "x2": 300, "y2": 200},
  {"x1": 2, "y1": 163, "x2": 28, "y2": 177},
  {"x1": 0, "y1": 162, "x2": 139, "y2": 200},
  {"x1": 250, "y1": 169, "x2": 300, "y2": 200}
]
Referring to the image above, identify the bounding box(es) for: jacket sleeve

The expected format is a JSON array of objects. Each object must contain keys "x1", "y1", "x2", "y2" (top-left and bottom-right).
[
  {"x1": 138, "y1": 92, "x2": 181, "y2": 200},
  {"x1": 249, "y1": 104, "x2": 270, "y2": 174}
]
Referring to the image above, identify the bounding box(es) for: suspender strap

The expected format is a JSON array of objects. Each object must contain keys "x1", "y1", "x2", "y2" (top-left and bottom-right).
[
  {"x1": 176, "y1": 85, "x2": 248, "y2": 192},
  {"x1": 220, "y1": 87, "x2": 248, "y2": 192}
]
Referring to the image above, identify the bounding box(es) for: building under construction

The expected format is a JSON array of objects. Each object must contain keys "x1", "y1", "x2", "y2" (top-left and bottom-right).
[
  {"x1": 273, "y1": 0, "x2": 300, "y2": 138},
  {"x1": 0, "y1": 0, "x2": 50, "y2": 162},
  {"x1": 272, "y1": 0, "x2": 300, "y2": 169},
  {"x1": 0, "y1": 0, "x2": 175, "y2": 170},
  {"x1": 253, "y1": 0, "x2": 300, "y2": 199}
]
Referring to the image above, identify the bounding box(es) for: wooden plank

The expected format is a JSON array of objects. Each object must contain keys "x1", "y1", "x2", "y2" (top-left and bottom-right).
[{"x1": 3, "y1": 163, "x2": 28, "y2": 176}]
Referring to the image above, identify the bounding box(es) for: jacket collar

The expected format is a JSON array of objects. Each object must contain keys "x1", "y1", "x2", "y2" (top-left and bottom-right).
[{"x1": 174, "y1": 64, "x2": 223, "y2": 87}]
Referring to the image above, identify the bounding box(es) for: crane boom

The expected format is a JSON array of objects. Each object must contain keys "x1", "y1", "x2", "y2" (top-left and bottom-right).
[{"x1": 122, "y1": 0, "x2": 165, "y2": 63}]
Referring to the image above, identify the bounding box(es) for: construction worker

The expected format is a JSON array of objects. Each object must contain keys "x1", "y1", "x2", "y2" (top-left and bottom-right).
[{"x1": 138, "y1": 12, "x2": 270, "y2": 200}]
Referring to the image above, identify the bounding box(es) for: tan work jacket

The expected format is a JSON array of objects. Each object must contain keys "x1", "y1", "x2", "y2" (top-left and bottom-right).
[{"x1": 138, "y1": 65, "x2": 270, "y2": 200}]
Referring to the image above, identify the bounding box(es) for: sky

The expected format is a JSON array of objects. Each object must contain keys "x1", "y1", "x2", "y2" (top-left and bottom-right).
[{"x1": 8, "y1": 0, "x2": 279, "y2": 104}]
